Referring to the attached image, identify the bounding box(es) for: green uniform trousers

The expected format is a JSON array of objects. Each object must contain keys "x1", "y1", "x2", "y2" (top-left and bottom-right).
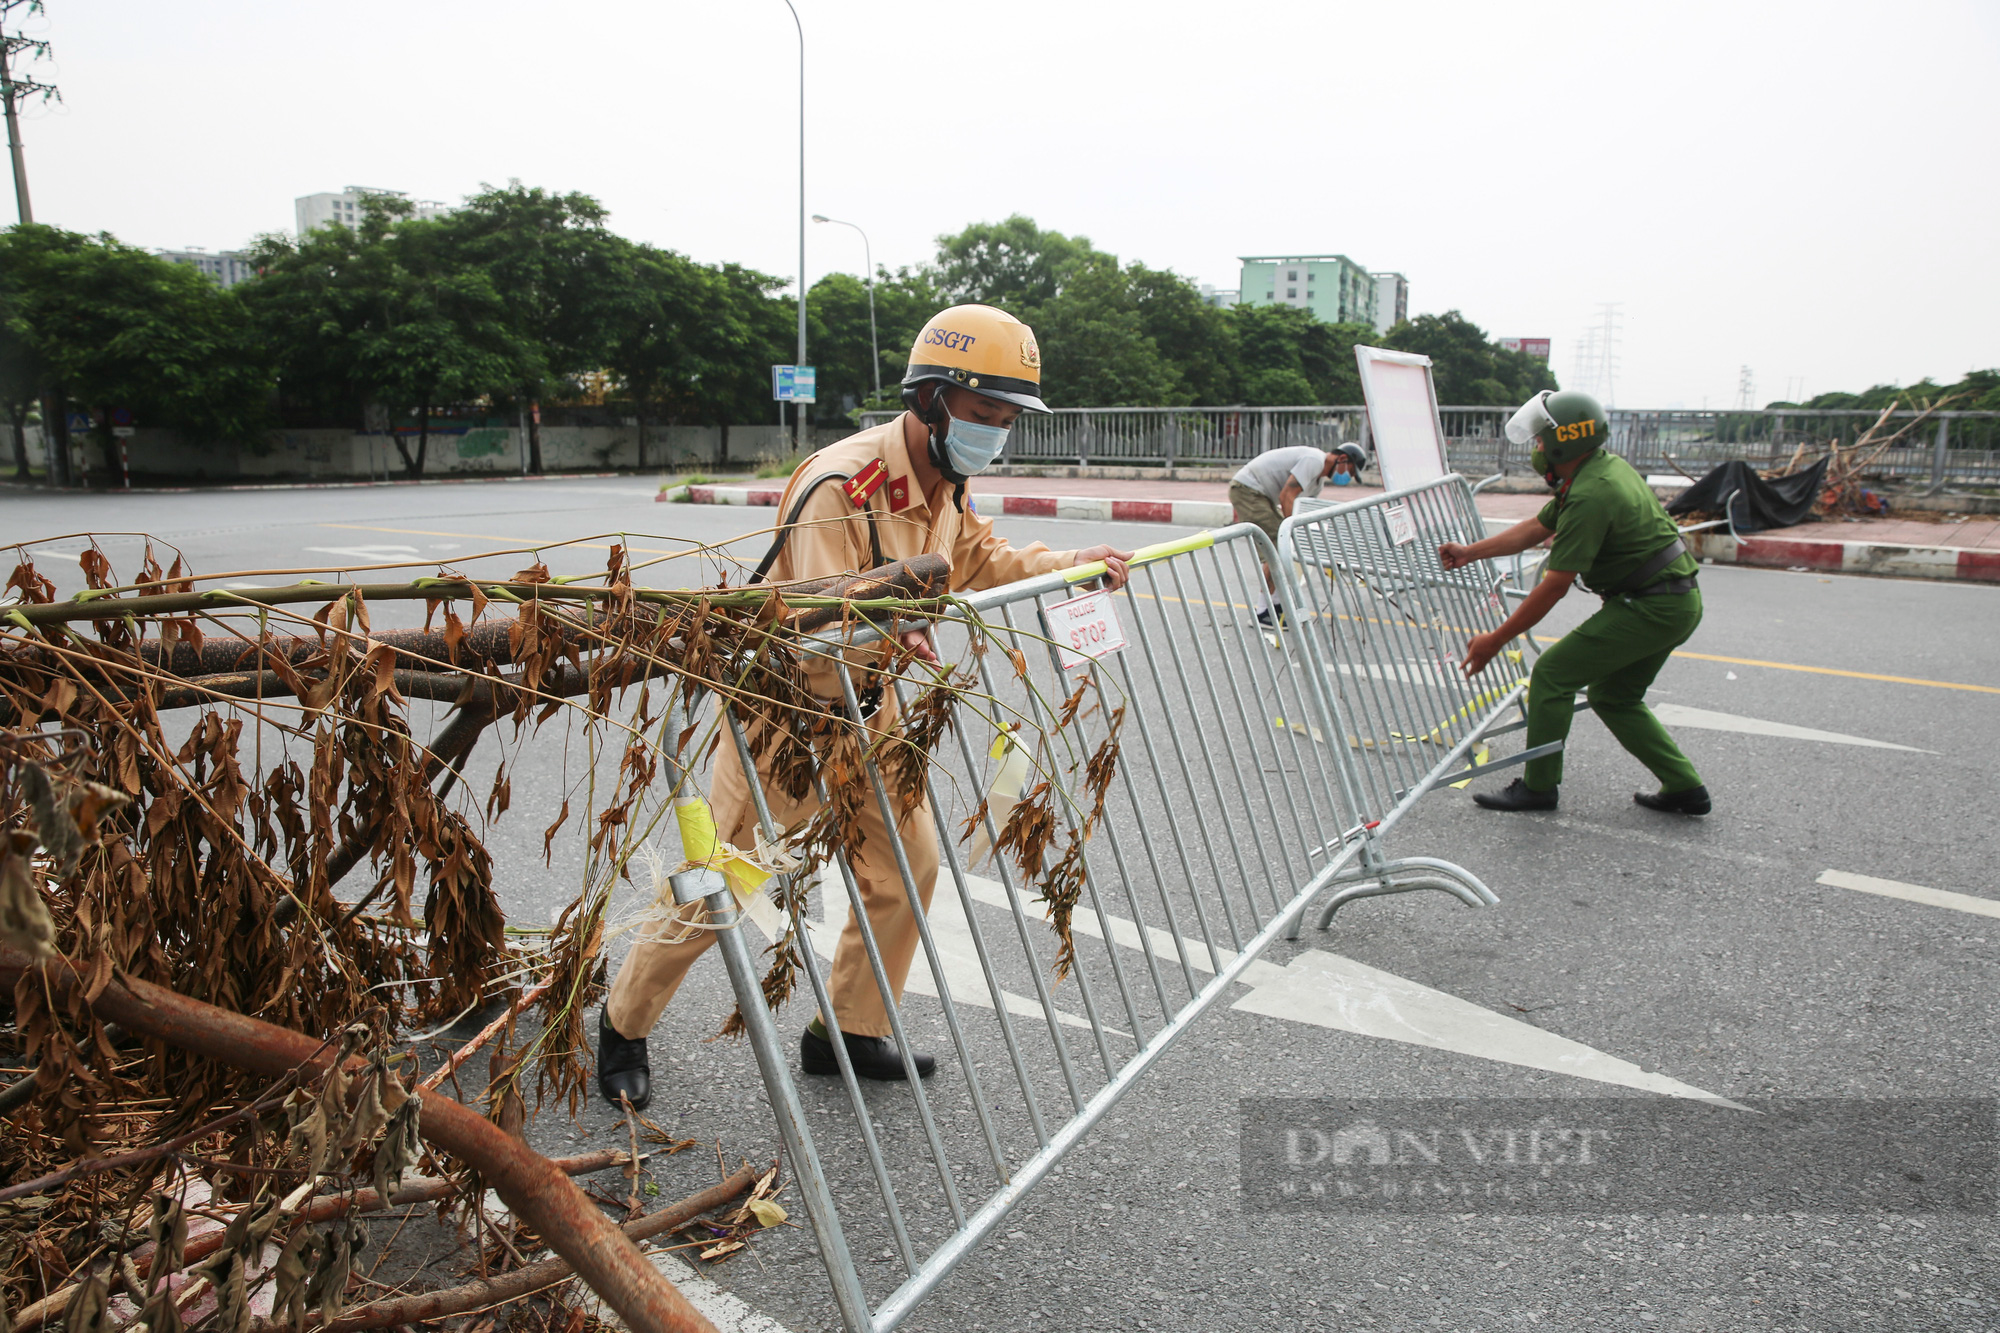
[{"x1": 1523, "y1": 586, "x2": 1705, "y2": 793}]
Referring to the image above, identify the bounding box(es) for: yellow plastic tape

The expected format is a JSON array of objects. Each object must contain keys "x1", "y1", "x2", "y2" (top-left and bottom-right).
[
  {"x1": 1448, "y1": 743, "x2": 1492, "y2": 789},
  {"x1": 674, "y1": 796, "x2": 771, "y2": 902},
  {"x1": 1061, "y1": 530, "x2": 1217, "y2": 584}
]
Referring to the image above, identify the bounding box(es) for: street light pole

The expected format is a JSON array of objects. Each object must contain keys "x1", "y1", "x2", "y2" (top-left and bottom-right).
[
  {"x1": 781, "y1": 0, "x2": 806, "y2": 456},
  {"x1": 813, "y1": 214, "x2": 880, "y2": 404}
]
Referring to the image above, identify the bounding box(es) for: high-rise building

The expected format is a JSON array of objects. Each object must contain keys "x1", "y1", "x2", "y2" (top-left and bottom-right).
[
  {"x1": 1236, "y1": 254, "x2": 1377, "y2": 326},
  {"x1": 157, "y1": 247, "x2": 257, "y2": 288},
  {"x1": 1371, "y1": 272, "x2": 1408, "y2": 333},
  {"x1": 295, "y1": 187, "x2": 452, "y2": 236}
]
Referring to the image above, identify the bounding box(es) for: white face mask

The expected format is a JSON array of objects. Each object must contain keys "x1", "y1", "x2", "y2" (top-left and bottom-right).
[{"x1": 940, "y1": 407, "x2": 1010, "y2": 477}]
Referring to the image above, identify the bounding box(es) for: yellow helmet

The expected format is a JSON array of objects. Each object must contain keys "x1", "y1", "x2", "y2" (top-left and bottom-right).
[{"x1": 900, "y1": 304, "x2": 1050, "y2": 414}]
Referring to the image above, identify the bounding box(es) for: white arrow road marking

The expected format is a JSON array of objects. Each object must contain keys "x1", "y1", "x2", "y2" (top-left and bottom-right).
[
  {"x1": 953, "y1": 873, "x2": 1735, "y2": 1106},
  {"x1": 1231, "y1": 950, "x2": 1748, "y2": 1109},
  {"x1": 761, "y1": 869, "x2": 1734, "y2": 1104},
  {"x1": 1817, "y1": 870, "x2": 2000, "y2": 919},
  {"x1": 1648, "y1": 702, "x2": 1930, "y2": 752},
  {"x1": 792, "y1": 873, "x2": 1107, "y2": 1034},
  {"x1": 954, "y1": 870, "x2": 1288, "y2": 988}
]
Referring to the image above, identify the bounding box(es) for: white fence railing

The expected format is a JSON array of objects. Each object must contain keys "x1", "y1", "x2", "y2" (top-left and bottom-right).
[{"x1": 859, "y1": 407, "x2": 2000, "y2": 488}]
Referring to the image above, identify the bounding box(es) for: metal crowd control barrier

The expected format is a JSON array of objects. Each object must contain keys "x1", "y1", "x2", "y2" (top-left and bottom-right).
[
  {"x1": 1280, "y1": 475, "x2": 1554, "y2": 929},
  {"x1": 677, "y1": 507, "x2": 1526, "y2": 1330}
]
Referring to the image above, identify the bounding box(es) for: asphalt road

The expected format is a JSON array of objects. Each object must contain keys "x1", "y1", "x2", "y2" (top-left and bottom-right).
[{"x1": 6, "y1": 475, "x2": 1998, "y2": 1333}]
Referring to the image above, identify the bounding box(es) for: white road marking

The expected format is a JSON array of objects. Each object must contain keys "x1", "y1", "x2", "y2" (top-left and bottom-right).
[
  {"x1": 302, "y1": 544, "x2": 422, "y2": 561},
  {"x1": 1817, "y1": 870, "x2": 2000, "y2": 919},
  {"x1": 1649, "y1": 702, "x2": 1929, "y2": 752},
  {"x1": 953, "y1": 873, "x2": 1732, "y2": 1105},
  {"x1": 585, "y1": 1249, "x2": 796, "y2": 1333},
  {"x1": 954, "y1": 871, "x2": 1287, "y2": 987},
  {"x1": 1232, "y1": 950, "x2": 1747, "y2": 1109},
  {"x1": 759, "y1": 866, "x2": 1733, "y2": 1105},
  {"x1": 27, "y1": 549, "x2": 80, "y2": 561},
  {"x1": 797, "y1": 873, "x2": 1106, "y2": 1034},
  {"x1": 221, "y1": 581, "x2": 268, "y2": 589}
]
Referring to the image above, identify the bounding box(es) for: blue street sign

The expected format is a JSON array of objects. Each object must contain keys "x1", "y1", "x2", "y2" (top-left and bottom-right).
[
  {"x1": 771, "y1": 365, "x2": 817, "y2": 404},
  {"x1": 67, "y1": 412, "x2": 93, "y2": 433}
]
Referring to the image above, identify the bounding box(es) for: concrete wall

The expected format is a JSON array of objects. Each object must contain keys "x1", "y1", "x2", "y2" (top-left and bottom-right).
[{"x1": 15, "y1": 423, "x2": 822, "y2": 482}]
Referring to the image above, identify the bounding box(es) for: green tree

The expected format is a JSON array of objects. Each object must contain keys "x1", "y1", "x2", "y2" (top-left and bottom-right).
[
  {"x1": 935, "y1": 214, "x2": 1096, "y2": 312},
  {"x1": 1383, "y1": 310, "x2": 1556, "y2": 405},
  {"x1": 432, "y1": 184, "x2": 636, "y2": 471},
  {"x1": 602, "y1": 248, "x2": 793, "y2": 451},
  {"x1": 806, "y1": 265, "x2": 945, "y2": 420},
  {"x1": 0, "y1": 246, "x2": 45, "y2": 478},
  {"x1": 243, "y1": 200, "x2": 523, "y2": 477},
  {"x1": 0, "y1": 223, "x2": 272, "y2": 473}
]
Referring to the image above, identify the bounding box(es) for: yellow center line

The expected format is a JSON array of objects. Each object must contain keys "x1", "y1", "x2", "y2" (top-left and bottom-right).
[
  {"x1": 1528, "y1": 636, "x2": 1998, "y2": 695},
  {"x1": 1667, "y1": 650, "x2": 1998, "y2": 696},
  {"x1": 317, "y1": 521, "x2": 714, "y2": 560}
]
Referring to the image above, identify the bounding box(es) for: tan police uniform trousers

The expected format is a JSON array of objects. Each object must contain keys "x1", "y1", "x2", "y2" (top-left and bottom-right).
[{"x1": 604, "y1": 412, "x2": 1078, "y2": 1040}]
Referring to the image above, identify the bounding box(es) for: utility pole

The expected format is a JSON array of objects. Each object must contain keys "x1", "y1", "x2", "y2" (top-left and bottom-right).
[
  {"x1": 781, "y1": 0, "x2": 806, "y2": 456},
  {"x1": 1, "y1": 0, "x2": 57, "y2": 225},
  {"x1": 3, "y1": 2, "x2": 62, "y2": 485}
]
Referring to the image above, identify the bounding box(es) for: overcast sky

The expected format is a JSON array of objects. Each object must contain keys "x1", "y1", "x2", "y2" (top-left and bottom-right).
[{"x1": 9, "y1": 0, "x2": 1996, "y2": 407}]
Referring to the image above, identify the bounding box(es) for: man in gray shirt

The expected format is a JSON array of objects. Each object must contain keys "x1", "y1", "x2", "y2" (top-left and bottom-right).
[{"x1": 1230, "y1": 443, "x2": 1364, "y2": 625}]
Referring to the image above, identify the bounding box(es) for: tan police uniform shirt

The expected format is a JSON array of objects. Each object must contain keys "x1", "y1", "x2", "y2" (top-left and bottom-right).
[{"x1": 762, "y1": 412, "x2": 1078, "y2": 596}]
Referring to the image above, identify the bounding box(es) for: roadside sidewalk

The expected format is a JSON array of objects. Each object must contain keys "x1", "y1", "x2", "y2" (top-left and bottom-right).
[{"x1": 670, "y1": 475, "x2": 2000, "y2": 586}]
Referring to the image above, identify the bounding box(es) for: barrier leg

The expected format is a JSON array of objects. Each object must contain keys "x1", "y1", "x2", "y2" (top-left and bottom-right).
[
  {"x1": 670, "y1": 867, "x2": 872, "y2": 1333},
  {"x1": 1311, "y1": 853, "x2": 1499, "y2": 931}
]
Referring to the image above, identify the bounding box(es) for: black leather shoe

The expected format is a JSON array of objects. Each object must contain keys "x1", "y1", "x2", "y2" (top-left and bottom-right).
[
  {"x1": 1635, "y1": 785, "x2": 1712, "y2": 816},
  {"x1": 1255, "y1": 604, "x2": 1288, "y2": 629},
  {"x1": 801, "y1": 1027, "x2": 937, "y2": 1081},
  {"x1": 597, "y1": 1009, "x2": 651, "y2": 1110},
  {"x1": 1471, "y1": 778, "x2": 1559, "y2": 812}
]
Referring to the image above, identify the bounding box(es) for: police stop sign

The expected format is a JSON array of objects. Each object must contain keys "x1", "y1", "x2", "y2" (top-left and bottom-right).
[{"x1": 1044, "y1": 588, "x2": 1128, "y2": 671}]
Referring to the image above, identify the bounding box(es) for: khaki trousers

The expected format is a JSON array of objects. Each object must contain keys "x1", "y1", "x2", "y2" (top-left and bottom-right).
[{"x1": 604, "y1": 721, "x2": 941, "y2": 1041}]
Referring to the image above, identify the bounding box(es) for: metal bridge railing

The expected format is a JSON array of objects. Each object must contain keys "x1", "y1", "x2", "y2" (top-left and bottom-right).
[
  {"x1": 667, "y1": 496, "x2": 1536, "y2": 1329},
  {"x1": 858, "y1": 406, "x2": 2000, "y2": 488}
]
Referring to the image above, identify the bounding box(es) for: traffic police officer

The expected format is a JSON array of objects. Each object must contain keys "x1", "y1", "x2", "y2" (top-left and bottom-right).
[
  {"x1": 597, "y1": 304, "x2": 1134, "y2": 1108},
  {"x1": 1437, "y1": 389, "x2": 1711, "y2": 816}
]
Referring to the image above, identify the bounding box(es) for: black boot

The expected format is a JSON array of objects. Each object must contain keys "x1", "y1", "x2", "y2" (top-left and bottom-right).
[
  {"x1": 1255, "y1": 603, "x2": 1288, "y2": 629},
  {"x1": 801, "y1": 1025, "x2": 937, "y2": 1081},
  {"x1": 1471, "y1": 778, "x2": 1559, "y2": 812},
  {"x1": 1635, "y1": 785, "x2": 1711, "y2": 816},
  {"x1": 597, "y1": 1009, "x2": 651, "y2": 1110}
]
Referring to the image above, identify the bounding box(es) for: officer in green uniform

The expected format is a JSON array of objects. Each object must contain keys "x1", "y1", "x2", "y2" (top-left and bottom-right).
[{"x1": 1437, "y1": 389, "x2": 1712, "y2": 815}]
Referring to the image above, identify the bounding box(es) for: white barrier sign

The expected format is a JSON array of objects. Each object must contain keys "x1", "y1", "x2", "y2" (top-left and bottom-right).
[
  {"x1": 1383, "y1": 504, "x2": 1416, "y2": 546},
  {"x1": 1045, "y1": 588, "x2": 1128, "y2": 671}
]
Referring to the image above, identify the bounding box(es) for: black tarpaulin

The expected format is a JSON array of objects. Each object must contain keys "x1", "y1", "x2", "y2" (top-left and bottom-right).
[{"x1": 1667, "y1": 458, "x2": 1829, "y2": 534}]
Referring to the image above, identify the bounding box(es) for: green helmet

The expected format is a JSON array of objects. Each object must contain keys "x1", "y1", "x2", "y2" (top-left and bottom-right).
[{"x1": 1506, "y1": 389, "x2": 1610, "y2": 466}]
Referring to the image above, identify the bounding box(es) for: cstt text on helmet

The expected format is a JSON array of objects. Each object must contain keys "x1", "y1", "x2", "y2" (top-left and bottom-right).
[{"x1": 924, "y1": 328, "x2": 978, "y2": 351}]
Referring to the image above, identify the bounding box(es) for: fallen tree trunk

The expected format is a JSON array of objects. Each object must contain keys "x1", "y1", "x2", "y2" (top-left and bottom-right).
[
  {"x1": 0, "y1": 944, "x2": 721, "y2": 1333},
  {"x1": 7, "y1": 1150, "x2": 640, "y2": 1332},
  {"x1": 247, "y1": 1162, "x2": 764, "y2": 1333}
]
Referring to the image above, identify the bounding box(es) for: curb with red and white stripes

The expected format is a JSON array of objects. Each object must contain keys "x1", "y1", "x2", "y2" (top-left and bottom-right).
[
  {"x1": 1686, "y1": 531, "x2": 2000, "y2": 584},
  {"x1": 663, "y1": 485, "x2": 2000, "y2": 586},
  {"x1": 665, "y1": 483, "x2": 1234, "y2": 528}
]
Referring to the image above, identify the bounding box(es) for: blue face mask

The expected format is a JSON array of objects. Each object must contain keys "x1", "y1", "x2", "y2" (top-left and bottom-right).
[
  {"x1": 1332, "y1": 472, "x2": 1352, "y2": 486},
  {"x1": 941, "y1": 410, "x2": 1010, "y2": 478}
]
